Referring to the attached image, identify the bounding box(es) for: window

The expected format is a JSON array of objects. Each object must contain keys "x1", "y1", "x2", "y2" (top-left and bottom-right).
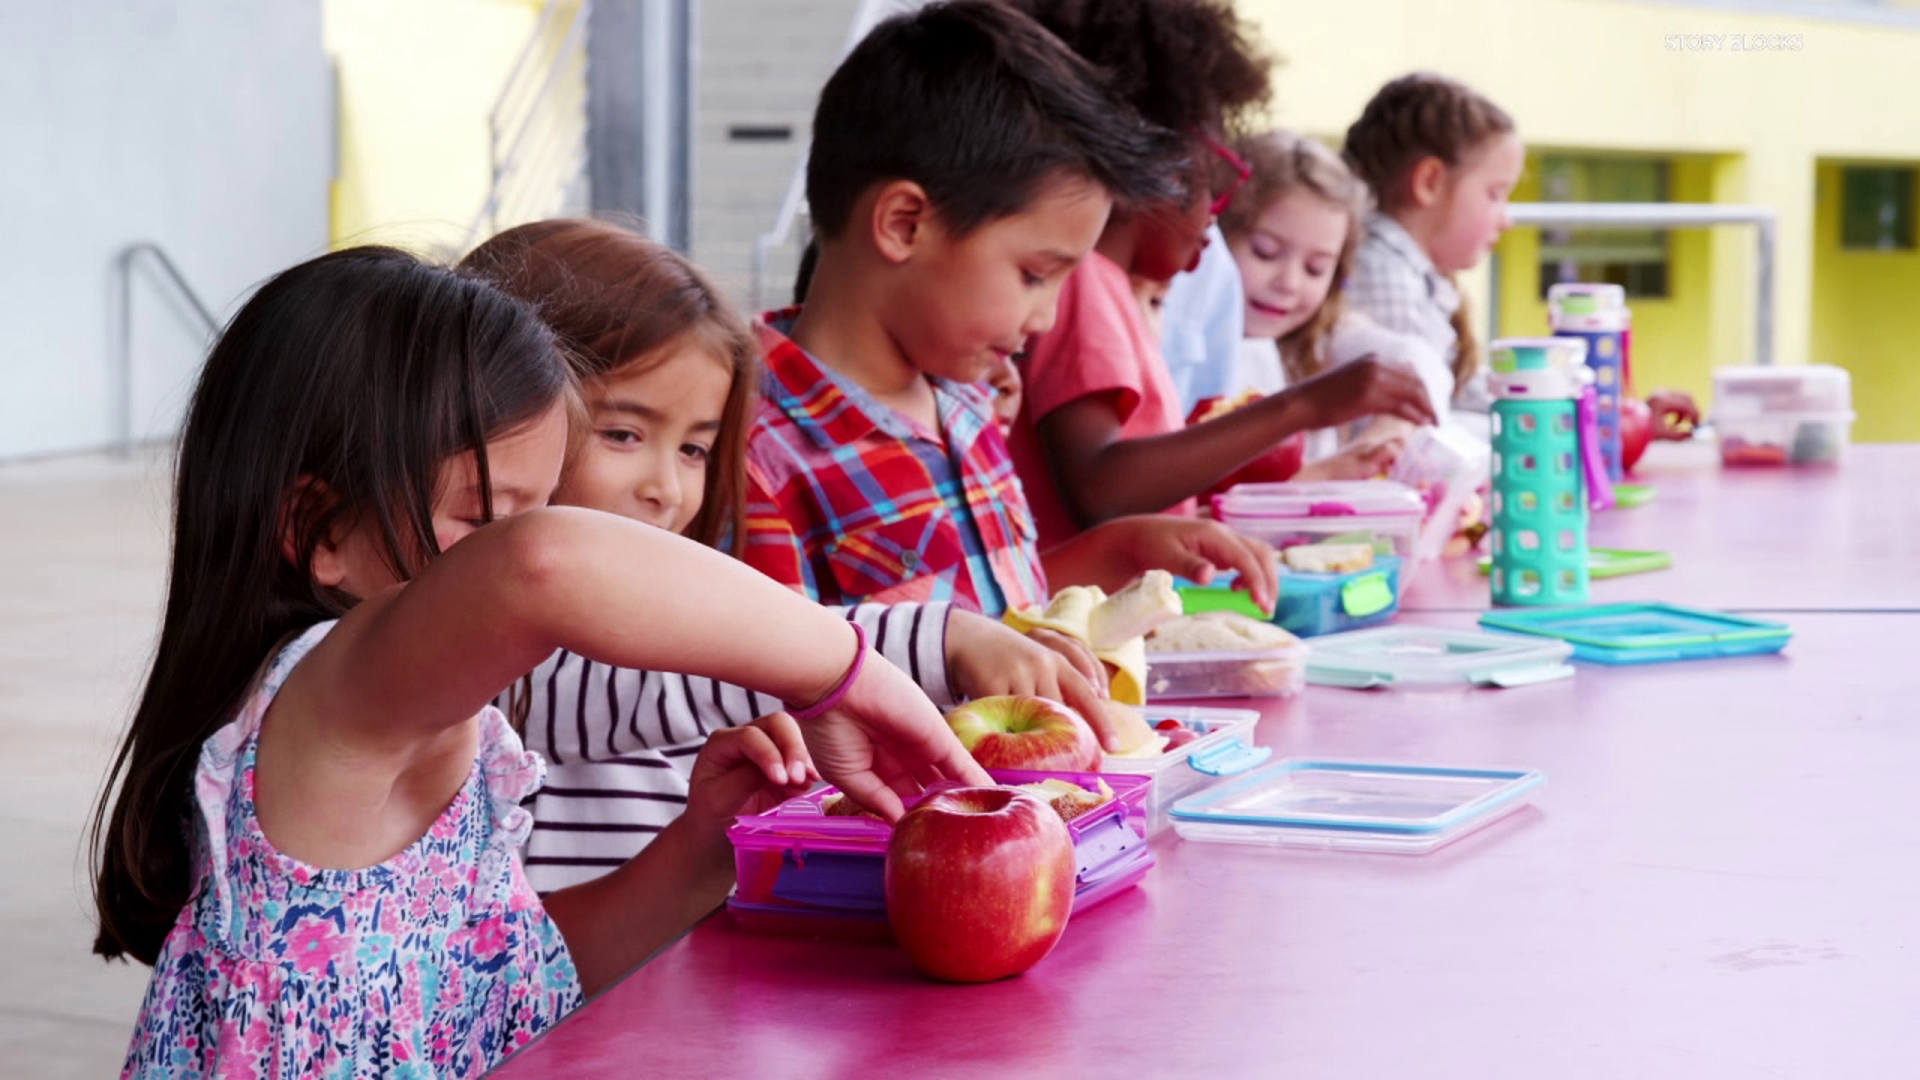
[
  {"x1": 1537, "y1": 156, "x2": 1672, "y2": 299},
  {"x1": 1840, "y1": 166, "x2": 1916, "y2": 251}
]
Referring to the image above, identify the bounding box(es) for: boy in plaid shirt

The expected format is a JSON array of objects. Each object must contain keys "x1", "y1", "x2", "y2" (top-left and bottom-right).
[{"x1": 744, "y1": 0, "x2": 1278, "y2": 618}]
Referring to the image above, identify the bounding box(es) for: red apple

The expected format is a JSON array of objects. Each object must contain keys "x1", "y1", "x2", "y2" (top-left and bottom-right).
[
  {"x1": 946, "y1": 695, "x2": 1101, "y2": 772},
  {"x1": 1620, "y1": 396, "x2": 1653, "y2": 473},
  {"x1": 884, "y1": 787, "x2": 1076, "y2": 982}
]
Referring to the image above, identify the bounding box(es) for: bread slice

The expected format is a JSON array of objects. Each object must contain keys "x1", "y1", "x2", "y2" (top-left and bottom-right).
[
  {"x1": 1146, "y1": 611, "x2": 1302, "y2": 654},
  {"x1": 1020, "y1": 778, "x2": 1117, "y2": 822},
  {"x1": 1101, "y1": 702, "x2": 1167, "y2": 757},
  {"x1": 1281, "y1": 542, "x2": 1376, "y2": 574},
  {"x1": 1087, "y1": 569, "x2": 1184, "y2": 651}
]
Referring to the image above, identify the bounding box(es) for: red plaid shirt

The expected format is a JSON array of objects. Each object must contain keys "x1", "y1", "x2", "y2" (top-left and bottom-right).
[{"x1": 743, "y1": 312, "x2": 1048, "y2": 617}]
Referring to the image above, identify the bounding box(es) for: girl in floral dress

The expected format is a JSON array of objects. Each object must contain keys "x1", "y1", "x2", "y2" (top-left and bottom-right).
[{"x1": 90, "y1": 247, "x2": 988, "y2": 1078}]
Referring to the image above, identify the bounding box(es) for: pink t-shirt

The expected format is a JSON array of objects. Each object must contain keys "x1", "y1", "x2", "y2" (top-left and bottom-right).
[{"x1": 1010, "y1": 252, "x2": 1195, "y2": 549}]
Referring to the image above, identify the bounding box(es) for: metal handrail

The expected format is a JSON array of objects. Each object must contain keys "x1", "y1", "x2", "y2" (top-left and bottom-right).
[
  {"x1": 113, "y1": 242, "x2": 221, "y2": 455},
  {"x1": 1499, "y1": 201, "x2": 1778, "y2": 366},
  {"x1": 460, "y1": 0, "x2": 592, "y2": 254}
]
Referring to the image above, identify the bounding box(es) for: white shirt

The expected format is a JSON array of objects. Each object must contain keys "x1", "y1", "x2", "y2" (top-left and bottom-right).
[
  {"x1": 507, "y1": 601, "x2": 953, "y2": 893},
  {"x1": 1160, "y1": 225, "x2": 1246, "y2": 415}
]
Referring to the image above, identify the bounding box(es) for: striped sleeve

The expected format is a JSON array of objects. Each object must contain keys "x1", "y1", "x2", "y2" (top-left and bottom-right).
[
  {"x1": 509, "y1": 602, "x2": 953, "y2": 891},
  {"x1": 843, "y1": 601, "x2": 955, "y2": 709}
]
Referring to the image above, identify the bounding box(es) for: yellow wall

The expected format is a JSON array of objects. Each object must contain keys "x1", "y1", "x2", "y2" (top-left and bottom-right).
[
  {"x1": 1811, "y1": 160, "x2": 1920, "y2": 443},
  {"x1": 1492, "y1": 152, "x2": 1730, "y2": 407},
  {"x1": 1242, "y1": 0, "x2": 1920, "y2": 439},
  {"x1": 324, "y1": 0, "x2": 544, "y2": 254}
]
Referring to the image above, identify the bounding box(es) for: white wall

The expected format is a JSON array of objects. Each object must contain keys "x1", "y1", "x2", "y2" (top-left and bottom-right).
[{"x1": 0, "y1": 0, "x2": 330, "y2": 460}]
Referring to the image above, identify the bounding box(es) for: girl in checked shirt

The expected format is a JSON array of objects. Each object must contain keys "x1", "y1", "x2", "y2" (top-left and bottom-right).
[{"x1": 461, "y1": 219, "x2": 1116, "y2": 894}]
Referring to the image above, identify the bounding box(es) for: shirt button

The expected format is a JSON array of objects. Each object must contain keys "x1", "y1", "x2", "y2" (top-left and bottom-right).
[{"x1": 901, "y1": 550, "x2": 919, "y2": 570}]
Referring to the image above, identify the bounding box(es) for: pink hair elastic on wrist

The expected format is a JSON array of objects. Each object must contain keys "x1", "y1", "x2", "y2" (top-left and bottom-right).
[{"x1": 786, "y1": 620, "x2": 868, "y2": 721}]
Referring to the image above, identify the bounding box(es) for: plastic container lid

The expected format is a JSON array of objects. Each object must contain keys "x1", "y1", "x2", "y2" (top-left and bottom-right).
[
  {"x1": 1213, "y1": 480, "x2": 1426, "y2": 523},
  {"x1": 1478, "y1": 603, "x2": 1791, "y2": 665},
  {"x1": 1169, "y1": 759, "x2": 1546, "y2": 854},
  {"x1": 1547, "y1": 282, "x2": 1630, "y2": 330},
  {"x1": 1304, "y1": 625, "x2": 1575, "y2": 689},
  {"x1": 1477, "y1": 547, "x2": 1672, "y2": 580},
  {"x1": 1713, "y1": 364, "x2": 1852, "y2": 416},
  {"x1": 1487, "y1": 337, "x2": 1591, "y2": 400}
]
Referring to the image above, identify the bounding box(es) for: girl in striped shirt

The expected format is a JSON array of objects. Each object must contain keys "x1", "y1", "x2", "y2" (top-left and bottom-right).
[{"x1": 461, "y1": 220, "x2": 1116, "y2": 894}]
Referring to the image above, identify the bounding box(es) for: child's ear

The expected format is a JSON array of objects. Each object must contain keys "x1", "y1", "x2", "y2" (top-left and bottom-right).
[
  {"x1": 281, "y1": 476, "x2": 350, "y2": 589},
  {"x1": 869, "y1": 180, "x2": 934, "y2": 265},
  {"x1": 1407, "y1": 155, "x2": 1448, "y2": 210}
]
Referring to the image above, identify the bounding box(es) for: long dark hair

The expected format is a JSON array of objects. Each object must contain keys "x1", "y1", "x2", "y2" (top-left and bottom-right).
[
  {"x1": 90, "y1": 246, "x2": 571, "y2": 965},
  {"x1": 461, "y1": 218, "x2": 756, "y2": 555}
]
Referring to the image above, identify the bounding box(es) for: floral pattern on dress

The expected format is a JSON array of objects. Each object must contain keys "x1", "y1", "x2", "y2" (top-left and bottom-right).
[{"x1": 122, "y1": 621, "x2": 582, "y2": 1079}]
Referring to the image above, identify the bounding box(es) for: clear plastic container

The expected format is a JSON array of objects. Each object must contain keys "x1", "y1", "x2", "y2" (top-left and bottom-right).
[
  {"x1": 1170, "y1": 758, "x2": 1546, "y2": 854},
  {"x1": 1712, "y1": 364, "x2": 1854, "y2": 466},
  {"x1": 1213, "y1": 481, "x2": 1426, "y2": 561},
  {"x1": 1273, "y1": 554, "x2": 1403, "y2": 638},
  {"x1": 1389, "y1": 426, "x2": 1492, "y2": 563},
  {"x1": 727, "y1": 769, "x2": 1154, "y2": 936},
  {"x1": 1100, "y1": 705, "x2": 1265, "y2": 834},
  {"x1": 1303, "y1": 625, "x2": 1574, "y2": 689},
  {"x1": 1145, "y1": 640, "x2": 1308, "y2": 700},
  {"x1": 1715, "y1": 410, "x2": 1854, "y2": 466}
]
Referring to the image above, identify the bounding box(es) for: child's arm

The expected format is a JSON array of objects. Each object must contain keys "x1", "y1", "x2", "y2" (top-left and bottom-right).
[
  {"x1": 542, "y1": 711, "x2": 818, "y2": 995},
  {"x1": 288, "y1": 507, "x2": 988, "y2": 813},
  {"x1": 1035, "y1": 358, "x2": 1436, "y2": 528},
  {"x1": 1041, "y1": 515, "x2": 1281, "y2": 615}
]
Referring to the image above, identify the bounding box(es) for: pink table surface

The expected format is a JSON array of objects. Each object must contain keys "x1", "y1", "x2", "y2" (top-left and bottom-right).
[
  {"x1": 1403, "y1": 442, "x2": 1920, "y2": 613},
  {"x1": 494, "y1": 610, "x2": 1920, "y2": 1080}
]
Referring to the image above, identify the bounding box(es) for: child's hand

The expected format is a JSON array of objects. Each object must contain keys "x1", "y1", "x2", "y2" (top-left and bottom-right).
[
  {"x1": 1073, "y1": 516, "x2": 1279, "y2": 615},
  {"x1": 1289, "y1": 356, "x2": 1437, "y2": 431},
  {"x1": 799, "y1": 636, "x2": 994, "y2": 821},
  {"x1": 943, "y1": 609, "x2": 1115, "y2": 751},
  {"x1": 684, "y1": 712, "x2": 820, "y2": 831},
  {"x1": 1646, "y1": 390, "x2": 1700, "y2": 440}
]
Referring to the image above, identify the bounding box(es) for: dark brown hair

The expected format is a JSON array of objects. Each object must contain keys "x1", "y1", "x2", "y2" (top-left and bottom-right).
[
  {"x1": 1008, "y1": 0, "x2": 1272, "y2": 138},
  {"x1": 92, "y1": 248, "x2": 570, "y2": 965},
  {"x1": 806, "y1": 0, "x2": 1181, "y2": 240},
  {"x1": 460, "y1": 218, "x2": 756, "y2": 556},
  {"x1": 1219, "y1": 130, "x2": 1369, "y2": 384},
  {"x1": 1343, "y1": 73, "x2": 1515, "y2": 386}
]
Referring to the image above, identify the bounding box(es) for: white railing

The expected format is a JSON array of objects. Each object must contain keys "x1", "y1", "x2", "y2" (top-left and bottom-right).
[
  {"x1": 1496, "y1": 202, "x2": 1779, "y2": 365},
  {"x1": 459, "y1": 0, "x2": 593, "y2": 255},
  {"x1": 111, "y1": 242, "x2": 221, "y2": 455}
]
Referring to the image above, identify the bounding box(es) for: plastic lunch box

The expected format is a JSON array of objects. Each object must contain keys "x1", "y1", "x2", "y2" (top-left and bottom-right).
[
  {"x1": 1213, "y1": 481, "x2": 1427, "y2": 561},
  {"x1": 1711, "y1": 364, "x2": 1854, "y2": 466},
  {"x1": 1175, "y1": 556, "x2": 1405, "y2": 640},
  {"x1": 1145, "y1": 636, "x2": 1310, "y2": 699},
  {"x1": 726, "y1": 769, "x2": 1154, "y2": 939},
  {"x1": 1099, "y1": 705, "x2": 1267, "y2": 833}
]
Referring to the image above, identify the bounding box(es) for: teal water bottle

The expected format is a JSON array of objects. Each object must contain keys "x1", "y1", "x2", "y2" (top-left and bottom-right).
[{"x1": 1488, "y1": 338, "x2": 1591, "y2": 606}]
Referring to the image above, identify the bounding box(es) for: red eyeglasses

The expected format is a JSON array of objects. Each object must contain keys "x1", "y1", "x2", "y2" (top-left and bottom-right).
[{"x1": 1201, "y1": 132, "x2": 1251, "y2": 217}]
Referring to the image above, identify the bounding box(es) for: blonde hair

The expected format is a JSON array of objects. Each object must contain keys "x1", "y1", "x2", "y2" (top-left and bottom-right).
[
  {"x1": 1343, "y1": 73, "x2": 1515, "y2": 388},
  {"x1": 1219, "y1": 130, "x2": 1369, "y2": 385}
]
